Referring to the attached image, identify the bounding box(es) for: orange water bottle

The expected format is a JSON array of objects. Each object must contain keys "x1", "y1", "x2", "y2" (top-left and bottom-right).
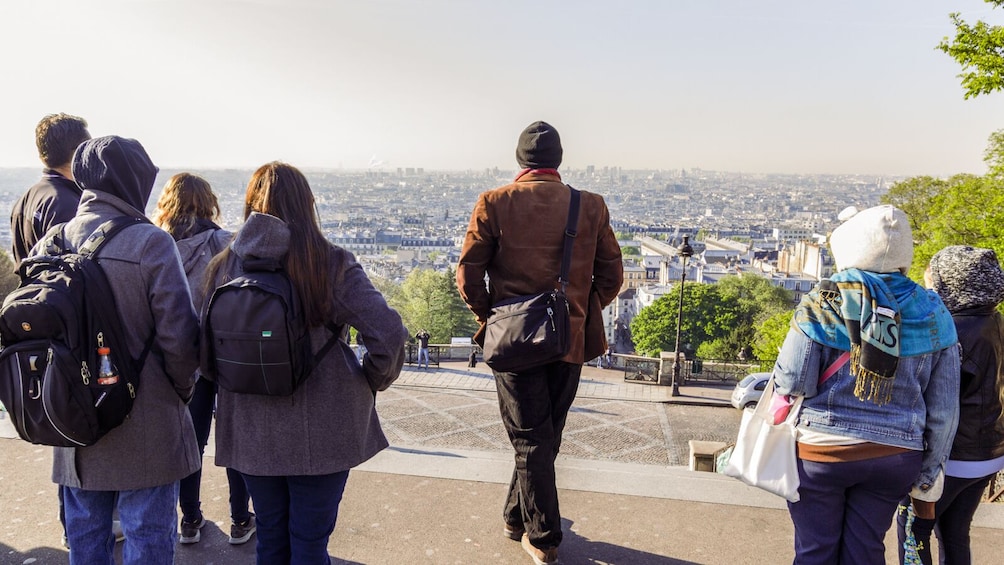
[{"x1": 97, "y1": 347, "x2": 119, "y2": 386}]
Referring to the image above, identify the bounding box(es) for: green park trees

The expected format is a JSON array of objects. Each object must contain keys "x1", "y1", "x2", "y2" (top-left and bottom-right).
[
  {"x1": 881, "y1": 133, "x2": 1004, "y2": 280},
  {"x1": 0, "y1": 250, "x2": 19, "y2": 298},
  {"x1": 388, "y1": 267, "x2": 479, "y2": 343},
  {"x1": 938, "y1": 0, "x2": 1004, "y2": 99},
  {"x1": 630, "y1": 274, "x2": 793, "y2": 360}
]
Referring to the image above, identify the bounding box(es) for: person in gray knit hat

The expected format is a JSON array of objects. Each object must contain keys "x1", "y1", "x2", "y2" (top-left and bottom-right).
[{"x1": 897, "y1": 245, "x2": 1004, "y2": 565}]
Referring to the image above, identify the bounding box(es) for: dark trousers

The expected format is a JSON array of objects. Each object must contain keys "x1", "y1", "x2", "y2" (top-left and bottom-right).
[
  {"x1": 896, "y1": 473, "x2": 994, "y2": 565},
  {"x1": 179, "y1": 377, "x2": 251, "y2": 523},
  {"x1": 242, "y1": 471, "x2": 349, "y2": 565},
  {"x1": 494, "y1": 361, "x2": 581, "y2": 550},
  {"x1": 788, "y1": 450, "x2": 922, "y2": 565}
]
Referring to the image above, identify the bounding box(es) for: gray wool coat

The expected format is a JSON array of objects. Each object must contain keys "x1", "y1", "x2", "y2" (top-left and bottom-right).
[
  {"x1": 211, "y1": 213, "x2": 408, "y2": 476},
  {"x1": 49, "y1": 191, "x2": 202, "y2": 490}
]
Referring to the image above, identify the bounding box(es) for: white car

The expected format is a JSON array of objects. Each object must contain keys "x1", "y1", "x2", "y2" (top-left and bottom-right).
[{"x1": 731, "y1": 372, "x2": 771, "y2": 410}]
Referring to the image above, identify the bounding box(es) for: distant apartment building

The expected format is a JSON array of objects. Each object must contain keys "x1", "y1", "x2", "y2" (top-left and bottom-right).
[
  {"x1": 777, "y1": 240, "x2": 834, "y2": 281},
  {"x1": 771, "y1": 226, "x2": 813, "y2": 242},
  {"x1": 621, "y1": 262, "x2": 646, "y2": 291}
]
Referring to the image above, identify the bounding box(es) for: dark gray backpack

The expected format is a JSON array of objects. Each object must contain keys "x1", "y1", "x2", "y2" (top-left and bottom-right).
[{"x1": 200, "y1": 257, "x2": 342, "y2": 396}]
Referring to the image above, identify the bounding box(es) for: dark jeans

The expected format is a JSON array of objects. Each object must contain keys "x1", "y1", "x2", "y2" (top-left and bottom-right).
[
  {"x1": 241, "y1": 471, "x2": 350, "y2": 565},
  {"x1": 896, "y1": 473, "x2": 994, "y2": 565},
  {"x1": 179, "y1": 377, "x2": 251, "y2": 523},
  {"x1": 494, "y1": 361, "x2": 581, "y2": 550},
  {"x1": 788, "y1": 450, "x2": 922, "y2": 565}
]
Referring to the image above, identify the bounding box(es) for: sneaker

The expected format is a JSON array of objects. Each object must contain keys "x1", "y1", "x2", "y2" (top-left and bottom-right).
[
  {"x1": 112, "y1": 519, "x2": 125, "y2": 543},
  {"x1": 521, "y1": 533, "x2": 559, "y2": 565},
  {"x1": 179, "y1": 515, "x2": 206, "y2": 544},
  {"x1": 503, "y1": 522, "x2": 524, "y2": 541},
  {"x1": 229, "y1": 513, "x2": 256, "y2": 545}
]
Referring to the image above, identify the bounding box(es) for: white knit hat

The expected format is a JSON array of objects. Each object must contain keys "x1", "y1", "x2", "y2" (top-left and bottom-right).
[{"x1": 829, "y1": 205, "x2": 913, "y2": 274}]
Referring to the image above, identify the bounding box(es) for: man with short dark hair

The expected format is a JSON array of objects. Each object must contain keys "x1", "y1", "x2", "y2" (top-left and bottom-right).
[
  {"x1": 9, "y1": 113, "x2": 95, "y2": 549},
  {"x1": 457, "y1": 121, "x2": 623, "y2": 565},
  {"x1": 10, "y1": 113, "x2": 91, "y2": 265}
]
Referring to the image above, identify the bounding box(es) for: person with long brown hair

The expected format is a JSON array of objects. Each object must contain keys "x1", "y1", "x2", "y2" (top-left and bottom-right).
[
  {"x1": 204, "y1": 162, "x2": 407, "y2": 564},
  {"x1": 152, "y1": 173, "x2": 255, "y2": 546}
]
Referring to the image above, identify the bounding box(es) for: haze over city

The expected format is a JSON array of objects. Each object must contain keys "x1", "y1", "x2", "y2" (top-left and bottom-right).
[{"x1": 1, "y1": 0, "x2": 1003, "y2": 176}]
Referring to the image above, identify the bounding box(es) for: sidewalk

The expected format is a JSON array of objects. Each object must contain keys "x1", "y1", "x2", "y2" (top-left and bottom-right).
[
  {"x1": 2, "y1": 365, "x2": 1003, "y2": 564},
  {"x1": 402, "y1": 359, "x2": 735, "y2": 406}
]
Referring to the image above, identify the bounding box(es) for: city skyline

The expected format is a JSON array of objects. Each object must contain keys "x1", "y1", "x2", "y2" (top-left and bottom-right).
[{"x1": 2, "y1": 1, "x2": 1003, "y2": 176}]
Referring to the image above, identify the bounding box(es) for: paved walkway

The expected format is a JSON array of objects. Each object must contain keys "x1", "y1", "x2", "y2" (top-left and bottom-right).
[{"x1": 2, "y1": 362, "x2": 1003, "y2": 564}]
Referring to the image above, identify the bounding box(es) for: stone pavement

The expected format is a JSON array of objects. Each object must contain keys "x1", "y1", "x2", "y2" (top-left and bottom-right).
[{"x1": 2, "y1": 362, "x2": 1003, "y2": 564}]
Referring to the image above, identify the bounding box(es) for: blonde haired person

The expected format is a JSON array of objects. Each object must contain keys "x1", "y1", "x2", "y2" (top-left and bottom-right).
[
  {"x1": 152, "y1": 173, "x2": 255, "y2": 545},
  {"x1": 204, "y1": 162, "x2": 407, "y2": 563}
]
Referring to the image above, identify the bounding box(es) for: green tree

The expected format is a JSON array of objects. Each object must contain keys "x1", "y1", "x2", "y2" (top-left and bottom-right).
[
  {"x1": 621, "y1": 246, "x2": 640, "y2": 256},
  {"x1": 937, "y1": 0, "x2": 1004, "y2": 99},
  {"x1": 753, "y1": 310, "x2": 793, "y2": 362},
  {"x1": 880, "y1": 175, "x2": 954, "y2": 234},
  {"x1": 0, "y1": 250, "x2": 19, "y2": 299},
  {"x1": 910, "y1": 173, "x2": 1004, "y2": 279},
  {"x1": 393, "y1": 267, "x2": 478, "y2": 342},
  {"x1": 630, "y1": 283, "x2": 741, "y2": 357}
]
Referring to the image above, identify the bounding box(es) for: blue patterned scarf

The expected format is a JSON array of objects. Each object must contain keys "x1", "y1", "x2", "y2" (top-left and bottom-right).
[{"x1": 793, "y1": 269, "x2": 957, "y2": 405}]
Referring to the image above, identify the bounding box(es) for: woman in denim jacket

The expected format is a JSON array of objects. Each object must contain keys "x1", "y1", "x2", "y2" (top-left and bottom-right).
[{"x1": 773, "y1": 205, "x2": 960, "y2": 565}]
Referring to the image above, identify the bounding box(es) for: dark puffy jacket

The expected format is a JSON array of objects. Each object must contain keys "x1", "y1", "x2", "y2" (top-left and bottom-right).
[{"x1": 950, "y1": 306, "x2": 1004, "y2": 461}]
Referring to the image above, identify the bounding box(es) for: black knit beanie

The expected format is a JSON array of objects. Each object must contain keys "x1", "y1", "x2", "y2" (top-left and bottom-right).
[
  {"x1": 929, "y1": 245, "x2": 1004, "y2": 312},
  {"x1": 516, "y1": 121, "x2": 562, "y2": 169}
]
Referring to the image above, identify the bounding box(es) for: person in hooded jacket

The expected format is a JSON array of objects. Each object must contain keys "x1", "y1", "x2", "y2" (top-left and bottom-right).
[
  {"x1": 897, "y1": 245, "x2": 1004, "y2": 565},
  {"x1": 203, "y1": 162, "x2": 408, "y2": 565},
  {"x1": 43, "y1": 136, "x2": 201, "y2": 564},
  {"x1": 151, "y1": 173, "x2": 254, "y2": 546}
]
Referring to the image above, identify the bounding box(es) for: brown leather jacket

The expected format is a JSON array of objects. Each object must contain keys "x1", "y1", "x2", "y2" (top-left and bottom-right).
[{"x1": 456, "y1": 172, "x2": 623, "y2": 364}]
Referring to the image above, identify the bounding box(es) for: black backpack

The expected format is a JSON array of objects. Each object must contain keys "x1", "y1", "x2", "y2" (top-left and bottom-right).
[
  {"x1": 201, "y1": 257, "x2": 343, "y2": 396},
  {"x1": 0, "y1": 217, "x2": 153, "y2": 447}
]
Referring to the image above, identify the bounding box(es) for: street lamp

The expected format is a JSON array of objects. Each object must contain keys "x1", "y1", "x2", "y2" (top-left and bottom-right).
[{"x1": 672, "y1": 235, "x2": 694, "y2": 397}]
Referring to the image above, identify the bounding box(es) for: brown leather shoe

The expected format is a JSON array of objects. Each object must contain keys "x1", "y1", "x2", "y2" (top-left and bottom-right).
[
  {"x1": 521, "y1": 533, "x2": 559, "y2": 565},
  {"x1": 503, "y1": 522, "x2": 524, "y2": 541}
]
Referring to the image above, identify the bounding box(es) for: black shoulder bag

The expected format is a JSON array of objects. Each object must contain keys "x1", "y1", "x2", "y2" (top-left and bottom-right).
[{"x1": 482, "y1": 187, "x2": 580, "y2": 372}]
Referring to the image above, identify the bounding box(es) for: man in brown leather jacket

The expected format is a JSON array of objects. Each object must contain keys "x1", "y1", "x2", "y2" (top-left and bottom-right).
[{"x1": 457, "y1": 121, "x2": 623, "y2": 565}]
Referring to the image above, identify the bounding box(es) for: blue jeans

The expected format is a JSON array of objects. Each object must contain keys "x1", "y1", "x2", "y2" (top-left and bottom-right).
[
  {"x1": 495, "y1": 361, "x2": 581, "y2": 550},
  {"x1": 418, "y1": 347, "x2": 430, "y2": 368},
  {"x1": 64, "y1": 482, "x2": 179, "y2": 565},
  {"x1": 788, "y1": 450, "x2": 922, "y2": 565},
  {"x1": 241, "y1": 471, "x2": 350, "y2": 565},
  {"x1": 179, "y1": 377, "x2": 251, "y2": 523}
]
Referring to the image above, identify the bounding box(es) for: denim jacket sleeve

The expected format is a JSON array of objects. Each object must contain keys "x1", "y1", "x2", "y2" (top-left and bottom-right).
[
  {"x1": 915, "y1": 344, "x2": 961, "y2": 495},
  {"x1": 772, "y1": 327, "x2": 823, "y2": 398}
]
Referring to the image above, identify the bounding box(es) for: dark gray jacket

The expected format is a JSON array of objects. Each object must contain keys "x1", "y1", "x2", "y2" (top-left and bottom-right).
[
  {"x1": 212, "y1": 213, "x2": 408, "y2": 476},
  {"x1": 50, "y1": 191, "x2": 202, "y2": 490}
]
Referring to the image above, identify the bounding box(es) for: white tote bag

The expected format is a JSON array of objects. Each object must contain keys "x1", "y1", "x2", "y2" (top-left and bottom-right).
[{"x1": 723, "y1": 373, "x2": 801, "y2": 502}]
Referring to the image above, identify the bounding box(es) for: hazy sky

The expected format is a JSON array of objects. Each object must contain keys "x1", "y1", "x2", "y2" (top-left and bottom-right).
[{"x1": 1, "y1": 0, "x2": 1002, "y2": 176}]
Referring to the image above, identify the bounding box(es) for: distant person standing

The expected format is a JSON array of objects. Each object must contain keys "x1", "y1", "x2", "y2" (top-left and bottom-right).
[
  {"x1": 416, "y1": 329, "x2": 431, "y2": 369},
  {"x1": 10, "y1": 113, "x2": 90, "y2": 265},
  {"x1": 468, "y1": 346, "x2": 478, "y2": 368},
  {"x1": 897, "y1": 246, "x2": 1004, "y2": 565},
  {"x1": 151, "y1": 173, "x2": 254, "y2": 546},
  {"x1": 457, "y1": 121, "x2": 623, "y2": 565}
]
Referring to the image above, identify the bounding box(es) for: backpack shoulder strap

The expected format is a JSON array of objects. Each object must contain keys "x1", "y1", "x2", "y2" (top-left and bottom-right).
[
  {"x1": 79, "y1": 216, "x2": 149, "y2": 256},
  {"x1": 308, "y1": 322, "x2": 347, "y2": 371}
]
